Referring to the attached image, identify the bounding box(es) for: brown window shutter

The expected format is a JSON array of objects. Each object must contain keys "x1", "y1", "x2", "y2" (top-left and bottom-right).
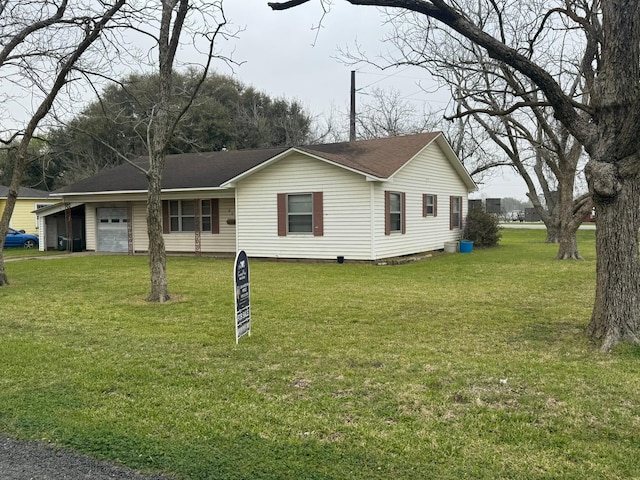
[
  {"x1": 401, "y1": 192, "x2": 406, "y2": 234},
  {"x1": 277, "y1": 193, "x2": 287, "y2": 236},
  {"x1": 313, "y1": 191, "x2": 324, "y2": 236},
  {"x1": 211, "y1": 199, "x2": 220, "y2": 234},
  {"x1": 422, "y1": 194, "x2": 427, "y2": 217},
  {"x1": 162, "y1": 200, "x2": 170, "y2": 234},
  {"x1": 384, "y1": 190, "x2": 390, "y2": 236},
  {"x1": 434, "y1": 195, "x2": 438, "y2": 217}
]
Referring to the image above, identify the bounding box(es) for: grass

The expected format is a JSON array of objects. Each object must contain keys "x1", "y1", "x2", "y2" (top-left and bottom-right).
[
  {"x1": 1, "y1": 228, "x2": 639, "y2": 479},
  {"x1": 3, "y1": 246, "x2": 66, "y2": 259}
]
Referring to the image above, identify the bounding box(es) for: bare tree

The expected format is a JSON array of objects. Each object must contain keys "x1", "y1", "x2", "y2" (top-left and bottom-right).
[
  {"x1": 447, "y1": 63, "x2": 592, "y2": 259},
  {"x1": 440, "y1": 36, "x2": 592, "y2": 259},
  {"x1": 0, "y1": 0, "x2": 127, "y2": 286},
  {"x1": 119, "y1": 0, "x2": 231, "y2": 302},
  {"x1": 355, "y1": 87, "x2": 438, "y2": 139},
  {"x1": 268, "y1": 0, "x2": 640, "y2": 351},
  {"x1": 342, "y1": 4, "x2": 593, "y2": 259}
]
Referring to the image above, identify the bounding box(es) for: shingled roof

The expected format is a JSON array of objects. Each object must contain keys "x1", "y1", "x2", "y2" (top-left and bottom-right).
[
  {"x1": 298, "y1": 132, "x2": 440, "y2": 178},
  {"x1": 0, "y1": 185, "x2": 52, "y2": 198},
  {"x1": 55, "y1": 147, "x2": 287, "y2": 194},
  {"x1": 55, "y1": 132, "x2": 466, "y2": 195}
]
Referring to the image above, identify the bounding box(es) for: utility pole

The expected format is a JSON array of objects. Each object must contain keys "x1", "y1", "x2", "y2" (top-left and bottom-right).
[{"x1": 350, "y1": 70, "x2": 356, "y2": 142}]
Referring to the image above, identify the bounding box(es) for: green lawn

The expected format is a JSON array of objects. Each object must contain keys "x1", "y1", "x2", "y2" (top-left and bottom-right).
[{"x1": 1, "y1": 229, "x2": 639, "y2": 479}]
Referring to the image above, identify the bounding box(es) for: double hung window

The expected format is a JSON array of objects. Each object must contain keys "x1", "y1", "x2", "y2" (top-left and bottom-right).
[
  {"x1": 423, "y1": 194, "x2": 437, "y2": 217},
  {"x1": 166, "y1": 200, "x2": 214, "y2": 232},
  {"x1": 287, "y1": 194, "x2": 313, "y2": 233},
  {"x1": 385, "y1": 191, "x2": 406, "y2": 235},
  {"x1": 450, "y1": 196, "x2": 462, "y2": 229},
  {"x1": 277, "y1": 192, "x2": 324, "y2": 236},
  {"x1": 389, "y1": 192, "x2": 402, "y2": 232}
]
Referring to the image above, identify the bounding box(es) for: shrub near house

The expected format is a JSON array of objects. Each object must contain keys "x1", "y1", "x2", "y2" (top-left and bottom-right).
[{"x1": 463, "y1": 207, "x2": 501, "y2": 247}]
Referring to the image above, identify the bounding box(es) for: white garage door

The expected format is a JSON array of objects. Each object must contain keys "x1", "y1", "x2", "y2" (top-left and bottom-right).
[{"x1": 97, "y1": 207, "x2": 129, "y2": 253}]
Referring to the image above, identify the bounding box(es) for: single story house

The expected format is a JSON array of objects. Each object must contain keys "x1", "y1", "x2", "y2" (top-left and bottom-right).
[
  {"x1": 41, "y1": 132, "x2": 476, "y2": 261},
  {"x1": 0, "y1": 185, "x2": 58, "y2": 235}
]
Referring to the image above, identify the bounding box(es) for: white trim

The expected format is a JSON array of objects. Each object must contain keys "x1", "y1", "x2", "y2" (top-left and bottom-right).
[
  {"x1": 435, "y1": 135, "x2": 477, "y2": 192},
  {"x1": 234, "y1": 187, "x2": 239, "y2": 253},
  {"x1": 370, "y1": 182, "x2": 376, "y2": 260},
  {"x1": 33, "y1": 201, "x2": 83, "y2": 216},
  {"x1": 388, "y1": 134, "x2": 477, "y2": 193},
  {"x1": 34, "y1": 202, "x2": 55, "y2": 227},
  {"x1": 51, "y1": 186, "x2": 231, "y2": 197}
]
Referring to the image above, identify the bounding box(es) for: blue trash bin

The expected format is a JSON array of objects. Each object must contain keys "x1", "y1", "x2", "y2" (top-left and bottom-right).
[{"x1": 459, "y1": 240, "x2": 474, "y2": 253}]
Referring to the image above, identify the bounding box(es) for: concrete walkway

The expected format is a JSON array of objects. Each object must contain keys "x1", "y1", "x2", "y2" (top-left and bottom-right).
[{"x1": 499, "y1": 222, "x2": 596, "y2": 230}]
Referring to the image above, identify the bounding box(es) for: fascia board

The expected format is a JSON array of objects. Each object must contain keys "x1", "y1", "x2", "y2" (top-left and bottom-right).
[{"x1": 52, "y1": 186, "x2": 231, "y2": 197}]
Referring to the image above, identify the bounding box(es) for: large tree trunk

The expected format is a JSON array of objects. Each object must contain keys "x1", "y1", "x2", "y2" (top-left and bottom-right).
[
  {"x1": 587, "y1": 165, "x2": 640, "y2": 350},
  {"x1": 146, "y1": 161, "x2": 169, "y2": 302}
]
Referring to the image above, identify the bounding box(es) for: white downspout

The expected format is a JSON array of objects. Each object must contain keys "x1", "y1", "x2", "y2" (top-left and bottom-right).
[{"x1": 370, "y1": 182, "x2": 376, "y2": 260}]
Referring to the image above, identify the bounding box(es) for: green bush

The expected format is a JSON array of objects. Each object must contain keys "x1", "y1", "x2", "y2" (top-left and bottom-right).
[{"x1": 463, "y1": 207, "x2": 502, "y2": 247}]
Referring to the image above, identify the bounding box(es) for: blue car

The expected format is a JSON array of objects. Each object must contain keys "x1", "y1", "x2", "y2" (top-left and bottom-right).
[{"x1": 4, "y1": 227, "x2": 39, "y2": 249}]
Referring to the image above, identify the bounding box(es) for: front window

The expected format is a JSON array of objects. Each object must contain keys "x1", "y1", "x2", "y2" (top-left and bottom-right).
[
  {"x1": 169, "y1": 200, "x2": 211, "y2": 232},
  {"x1": 389, "y1": 192, "x2": 402, "y2": 232},
  {"x1": 288, "y1": 194, "x2": 313, "y2": 233}
]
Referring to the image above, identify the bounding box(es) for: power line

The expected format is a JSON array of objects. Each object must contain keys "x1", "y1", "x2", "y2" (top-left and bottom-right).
[
  {"x1": 357, "y1": 69, "x2": 431, "y2": 82},
  {"x1": 354, "y1": 66, "x2": 419, "y2": 91}
]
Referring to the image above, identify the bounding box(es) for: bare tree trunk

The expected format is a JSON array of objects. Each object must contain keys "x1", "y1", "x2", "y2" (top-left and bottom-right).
[
  {"x1": 0, "y1": 0, "x2": 125, "y2": 287},
  {"x1": 146, "y1": 158, "x2": 169, "y2": 302},
  {"x1": 544, "y1": 223, "x2": 560, "y2": 243},
  {"x1": 0, "y1": 182, "x2": 20, "y2": 286},
  {"x1": 555, "y1": 181, "x2": 583, "y2": 260},
  {"x1": 587, "y1": 168, "x2": 640, "y2": 350},
  {"x1": 556, "y1": 230, "x2": 580, "y2": 260},
  {"x1": 143, "y1": 0, "x2": 187, "y2": 303}
]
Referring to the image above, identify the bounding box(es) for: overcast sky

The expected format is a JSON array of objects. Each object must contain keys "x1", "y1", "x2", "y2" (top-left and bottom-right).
[
  {"x1": 1, "y1": 0, "x2": 527, "y2": 200},
  {"x1": 220, "y1": 1, "x2": 529, "y2": 200}
]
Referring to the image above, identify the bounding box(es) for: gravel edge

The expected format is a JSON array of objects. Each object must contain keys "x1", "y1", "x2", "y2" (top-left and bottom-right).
[{"x1": 0, "y1": 435, "x2": 176, "y2": 480}]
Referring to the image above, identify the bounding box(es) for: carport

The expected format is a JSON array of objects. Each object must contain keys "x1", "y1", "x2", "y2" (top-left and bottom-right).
[{"x1": 35, "y1": 203, "x2": 86, "y2": 252}]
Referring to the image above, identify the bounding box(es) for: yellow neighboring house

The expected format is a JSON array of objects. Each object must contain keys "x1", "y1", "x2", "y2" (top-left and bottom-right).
[{"x1": 0, "y1": 185, "x2": 59, "y2": 235}]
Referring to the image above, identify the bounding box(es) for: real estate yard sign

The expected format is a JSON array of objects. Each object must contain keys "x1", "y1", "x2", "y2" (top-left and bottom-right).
[{"x1": 234, "y1": 250, "x2": 251, "y2": 343}]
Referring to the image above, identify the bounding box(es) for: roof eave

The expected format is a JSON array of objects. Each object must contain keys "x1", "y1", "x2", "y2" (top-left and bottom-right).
[
  {"x1": 434, "y1": 134, "x2": 478, "y2": 192},
  {"x1": 53, "y1": 186, "x2": 231, "y2": 197}
]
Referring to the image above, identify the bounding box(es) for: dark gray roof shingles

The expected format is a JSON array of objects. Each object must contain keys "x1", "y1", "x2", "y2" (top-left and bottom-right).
[
  {"x1": 55, "y1": 133, "x2": 442, "y2": 194},
  {"x1": 0, "y1": 185, "x2": 53, "y2": 198}
]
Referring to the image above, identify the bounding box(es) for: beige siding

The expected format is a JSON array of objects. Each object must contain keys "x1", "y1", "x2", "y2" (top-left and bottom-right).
[
  {"x1": 132, "y1": 202, "x2": 148, "y2": 252},
  {"x1": 374, "y1": 142, "x2": 469, "y2": 259},
  {"x1": 199, "y1": 197, "x2": 236, "y2": 253},
  {"x1": 59, "y1": 138, "x2": 471, "y2": 260},
  {"x1": 161, "y1": 193, "x2": 236, "y2": 253},
  {"x1": 236, "y1": 154, "x2": 374, "y2": 260},
  {"x1": 69, "y1": 192, "x2": 235, "y2": 254},
  {"x1": 85, "y1": 204, "x2": 97, "y2": 251}
]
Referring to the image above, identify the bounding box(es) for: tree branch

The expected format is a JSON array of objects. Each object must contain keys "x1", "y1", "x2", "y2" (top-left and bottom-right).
[{"x1": 268, "y1": 0, "x2": 312, "y2": 10}]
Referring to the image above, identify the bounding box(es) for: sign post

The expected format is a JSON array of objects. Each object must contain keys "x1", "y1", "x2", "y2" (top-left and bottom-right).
[{"x1": 234, "y1": 250, "x2": 251, "y2": 343}]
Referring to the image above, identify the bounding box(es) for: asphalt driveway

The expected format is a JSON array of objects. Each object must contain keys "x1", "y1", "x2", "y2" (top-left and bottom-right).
[{"x1": 0, "y1": 435, "x2": 175, "y2": 480}]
